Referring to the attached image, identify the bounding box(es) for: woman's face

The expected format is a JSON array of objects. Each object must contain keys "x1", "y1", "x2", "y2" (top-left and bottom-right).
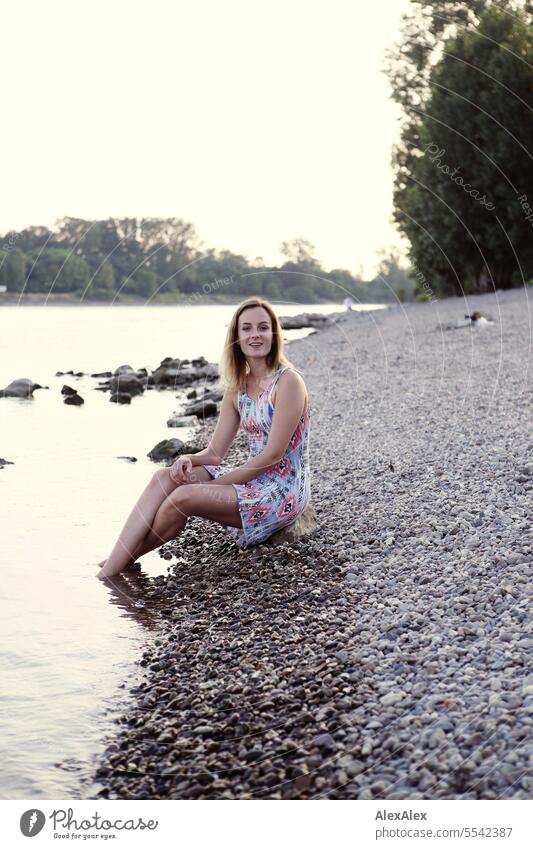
[{"x1": 237, "y1": 306, "x2": 274, "y2": 361}]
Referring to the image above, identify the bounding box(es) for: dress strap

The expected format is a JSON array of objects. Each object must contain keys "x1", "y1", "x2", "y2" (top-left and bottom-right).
[{"x1": 267, "y1": 366, "x2": 292, "y2": 406}]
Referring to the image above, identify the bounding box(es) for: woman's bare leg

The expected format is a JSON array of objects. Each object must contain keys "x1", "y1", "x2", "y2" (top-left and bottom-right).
[
  {"x1": 97, "y1": 531, "x2": 148, "y2": 571},
  {"x1": 97, "y1": 465, "x2": 214, "y2": 576},
  {"x1": 98, "y1": 480, "x2": 241, "y2": 578},
  {"x1": 97, "y1": 522, "x2": 170, "y2": 570},
  {"x1": 98, "y1": 519, "x2": 176, "y2": 571},
  {"x1": 97, "y1": 470, "x2": 176, "y2": 576},
  {"x1": 97, "y1": 490, "x2": 188, "y2": 579}
]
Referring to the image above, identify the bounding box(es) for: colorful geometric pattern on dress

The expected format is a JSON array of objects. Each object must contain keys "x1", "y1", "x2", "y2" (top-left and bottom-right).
[{"x1": 202, "y1": 366, "x2": 311, "y2": 548}]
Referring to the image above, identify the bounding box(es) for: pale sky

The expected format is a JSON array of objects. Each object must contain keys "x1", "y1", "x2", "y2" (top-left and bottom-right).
[{"x1": 2, "y1": 0, "x2": 412, "y2": 278}]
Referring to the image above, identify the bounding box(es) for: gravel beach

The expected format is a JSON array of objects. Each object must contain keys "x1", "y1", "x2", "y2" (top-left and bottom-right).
[{"x1": 88, "y1": 288, "x2": 532, "y2": 800}]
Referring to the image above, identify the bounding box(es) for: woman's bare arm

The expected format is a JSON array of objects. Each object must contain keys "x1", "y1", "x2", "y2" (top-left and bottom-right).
[{"x1": 189, "y1": 389, "x2": 240, "y2": 466}]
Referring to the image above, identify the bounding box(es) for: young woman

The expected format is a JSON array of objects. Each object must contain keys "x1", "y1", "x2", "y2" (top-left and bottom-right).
[{"x1": 97, "y1": 298, "x2": 311, "y2": 579}]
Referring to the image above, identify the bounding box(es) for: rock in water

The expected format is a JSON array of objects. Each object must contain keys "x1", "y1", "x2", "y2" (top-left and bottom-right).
[{"x1": 0, "y1": 378, "x2": 43, "y2": 398}]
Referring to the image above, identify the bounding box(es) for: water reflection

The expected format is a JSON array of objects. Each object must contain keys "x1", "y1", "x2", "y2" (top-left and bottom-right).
[{"x1": 98, "y1": 567, "x2": 166, "y2": 629}]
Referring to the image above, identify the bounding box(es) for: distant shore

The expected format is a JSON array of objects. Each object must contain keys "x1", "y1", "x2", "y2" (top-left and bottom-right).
[
  {"x1": 0, "y1": 291, "x2": 253, "y2": 307},
  {"x1": 0, "y1": 291, "x2": 370, "y2": 308},
  {"x1": 85, "y1": 287, "x2": 531, "y2": 801}
]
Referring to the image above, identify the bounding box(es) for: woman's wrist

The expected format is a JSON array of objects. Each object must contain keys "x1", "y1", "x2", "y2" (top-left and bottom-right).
[{"x1": 189, "y1": 449, "x2": 222, "y2": 467}]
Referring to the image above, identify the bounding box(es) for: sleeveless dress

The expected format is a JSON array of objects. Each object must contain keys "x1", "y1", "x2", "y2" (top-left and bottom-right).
[{"x1": 202, "y1": 366, "x2": 311, "y2": 548}]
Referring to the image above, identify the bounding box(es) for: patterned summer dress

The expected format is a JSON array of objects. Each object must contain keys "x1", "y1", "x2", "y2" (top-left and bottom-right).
[{"x1": 202, "y1": 366, "x2": 311, "y2": 548}]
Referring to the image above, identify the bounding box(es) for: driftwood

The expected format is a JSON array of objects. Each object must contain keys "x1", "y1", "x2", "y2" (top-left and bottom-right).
[{"x1": 264, "y1": 503, "x2": 318, "y2": 545}]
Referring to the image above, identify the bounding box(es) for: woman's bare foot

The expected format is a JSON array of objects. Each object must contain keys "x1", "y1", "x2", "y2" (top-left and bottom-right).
[{"x1": 98, "y1": 558, "x2": 141, "y2": 571}]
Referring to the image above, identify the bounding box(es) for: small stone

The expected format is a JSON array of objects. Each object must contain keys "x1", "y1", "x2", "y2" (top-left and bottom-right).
[
  {"x1": 313, "y1": 733, "x2": 335, "y2": 750},
  {"x1": 380, "y1": 691, "x2": 406, "y2": 707}
]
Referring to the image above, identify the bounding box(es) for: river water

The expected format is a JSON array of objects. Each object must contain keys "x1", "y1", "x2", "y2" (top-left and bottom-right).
[{"x1": 0, "y1": 301, "x2": 384, "y2": 798}]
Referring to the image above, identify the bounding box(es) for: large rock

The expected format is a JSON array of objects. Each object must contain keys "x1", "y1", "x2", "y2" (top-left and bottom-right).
[
  {"x1": 152, "y1": 358, "x2": 219, "y2": 388},
  {"x1": 109, "y1": 373, "x2": 145, "y2": 397},
  {"x1": 167, "y1": 414, "x2": 200, "y2": 428},
  {"x1": 148, "y1": 440, "x2": 205, "y2": 462},
  {"x1": 0, "y1": 378, "x2": 43, "y2": 398},
  {"x1": 265, "y1": 503, "x2": 318, "y2": 545},
  {"x1": 279, "y1": 312, "x2": 336, "y2": 329},
  {"x1": 199, "y1": 388, "x2": 224, "y2": 403},
  {"x1": 64, "y1": 393, "x2": 84, "y2": 406},
  {"x1": 183, "y1": 400, "x2": 218, "y2": 419},
  {"x1": 110, "y1": 392, "x2": 132, "y2": 404}
]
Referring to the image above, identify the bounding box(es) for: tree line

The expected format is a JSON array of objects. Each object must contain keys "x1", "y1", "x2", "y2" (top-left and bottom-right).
[{"x1": 0, "y1": 220, "x2": 414, "y2": 304}]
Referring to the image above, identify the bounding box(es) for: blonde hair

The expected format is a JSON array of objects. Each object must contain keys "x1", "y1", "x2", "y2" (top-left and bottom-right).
[{"x1": 218, "y1": 298, "x2": 295, "y2": 393}]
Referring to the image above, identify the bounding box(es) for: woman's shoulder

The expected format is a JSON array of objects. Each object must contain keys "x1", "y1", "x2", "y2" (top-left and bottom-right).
[
  {"x1": 271, "y1": 366, "x2": 309, "y2": 412},
  {"x1": 277, "y1": 365, "x2": 306, "y2": 387}
]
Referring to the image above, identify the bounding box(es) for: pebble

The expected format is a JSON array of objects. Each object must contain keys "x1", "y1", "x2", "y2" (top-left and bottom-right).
[{"x1": 380, "y1": 691, "x2": 406, "y2": 707}]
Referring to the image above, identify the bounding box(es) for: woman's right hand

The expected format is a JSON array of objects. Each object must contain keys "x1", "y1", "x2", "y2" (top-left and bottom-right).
[{"x1": 169, "y1": 454, "x2": 193, "y2": 484}]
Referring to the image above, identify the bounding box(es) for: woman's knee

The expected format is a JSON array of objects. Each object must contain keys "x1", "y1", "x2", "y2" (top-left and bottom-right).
[
  {"x1": 152, "y1": 467, "x2": 180, "y2": 491},
  {"x1": 152, "y1": 464, "x2": 211, "y2": 489}
]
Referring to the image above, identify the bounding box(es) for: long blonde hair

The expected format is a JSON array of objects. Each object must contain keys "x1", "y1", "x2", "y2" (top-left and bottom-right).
[{"x1": 218, "y1": 298, "x2": 294, "y2": 393}]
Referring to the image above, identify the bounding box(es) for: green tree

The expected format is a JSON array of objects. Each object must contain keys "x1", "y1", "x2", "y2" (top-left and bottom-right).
[
  {"x1": 118, "y1": 268, "x2": 158, "y2": 298},
  {"x1": 27, "y1": 248, "x2": 90, "y2": 293},
  {"x1": 280, "y1": 238, "x2": 321, "y2": 270},
  {"x1": 374, "y1": 248, "x2": 416, "y2": 301},
  {"x1": 387, "y1": 1, "x2": 533, "y2": 295},
  {"x1": 0, "y1": 248, "x2": 28, "y2": 292},
  {"x1": 87, "y1": 258, "x2": 115, "y2": 299},
  {"x1": 263, "y1": 276, "x2": 281, "y2": 300}
]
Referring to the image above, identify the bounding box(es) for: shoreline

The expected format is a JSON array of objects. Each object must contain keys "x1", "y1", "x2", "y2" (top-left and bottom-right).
[
  {"x1": 0, "y1": 292, "x2": 382, "y2": 308},
  {"x1": 85, "y1": 287, "x2": 532, "y2": 800}
]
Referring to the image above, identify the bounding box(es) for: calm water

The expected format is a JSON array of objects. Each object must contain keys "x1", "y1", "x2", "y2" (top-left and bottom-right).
[{"x1": 0, "y1": 302, "x2": 383, "y2": 799}]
